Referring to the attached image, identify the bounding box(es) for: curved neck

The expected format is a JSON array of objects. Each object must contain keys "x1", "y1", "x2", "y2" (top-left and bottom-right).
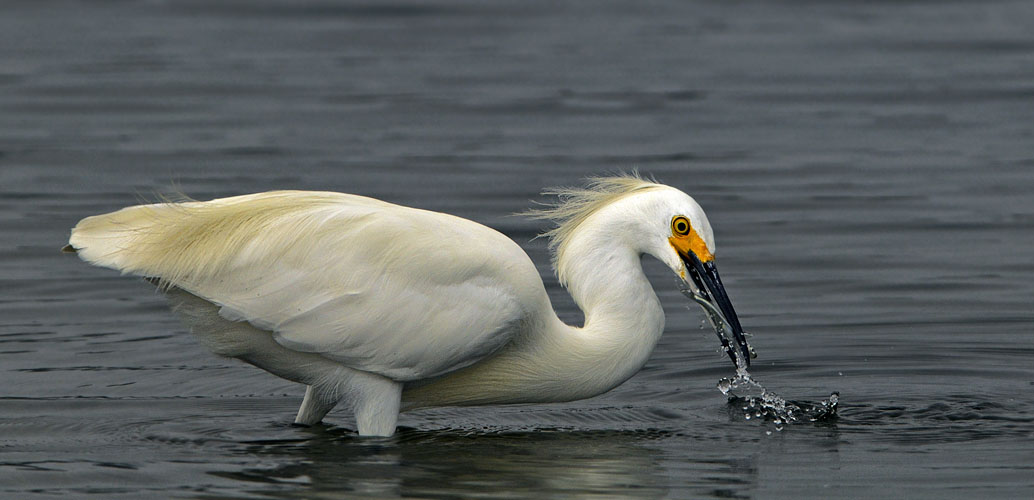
[
  {"x1": 551, "y1": 225, "x2": 666, "y2": 393},
  {"x1": 402, "y1": 224, "x2": 666, "y2": 408}
]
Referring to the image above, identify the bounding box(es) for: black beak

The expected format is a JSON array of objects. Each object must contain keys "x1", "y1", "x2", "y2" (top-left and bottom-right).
[{"x1": 684, "y1": 253, "x2": 751, "y2": 367}]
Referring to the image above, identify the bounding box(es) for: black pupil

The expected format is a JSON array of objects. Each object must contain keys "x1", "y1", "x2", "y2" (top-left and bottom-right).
[{"x1": 676, "y1": 220, "x2": 687, "y2": 233}]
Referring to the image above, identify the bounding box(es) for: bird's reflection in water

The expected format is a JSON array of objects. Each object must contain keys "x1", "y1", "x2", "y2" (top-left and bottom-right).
[{"x1": 210, "y1": 426, "x2": 676, "y2": 499}]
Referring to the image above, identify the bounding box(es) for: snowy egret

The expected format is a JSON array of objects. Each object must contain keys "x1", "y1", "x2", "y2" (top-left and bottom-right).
[{"x1": 64, "y1": 175, "x2": 749, "y2": 436}]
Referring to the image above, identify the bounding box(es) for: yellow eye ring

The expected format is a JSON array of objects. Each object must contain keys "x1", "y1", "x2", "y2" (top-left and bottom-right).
[{"x1": 671, "y1": 216, "x2": 691, "y2": 236}]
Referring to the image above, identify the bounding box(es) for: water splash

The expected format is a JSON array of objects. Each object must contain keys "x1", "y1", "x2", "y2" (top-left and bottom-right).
[
  {"x1": 678, "y1": 280, "x2": 838, "y2": 426},
  {"x1": 716, "y1": 365, "x2": 839, "y2": 427}
]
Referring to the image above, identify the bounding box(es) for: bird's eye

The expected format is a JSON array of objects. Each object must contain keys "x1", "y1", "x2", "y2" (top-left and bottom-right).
[{"x1": 672, "y1": 216, "x2": 691, "y2": 236}]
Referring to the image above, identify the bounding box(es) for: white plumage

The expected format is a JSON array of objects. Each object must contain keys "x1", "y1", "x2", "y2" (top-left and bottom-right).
[{"x1": 66, "y1": 175, "x2": 746, "y2": 436}]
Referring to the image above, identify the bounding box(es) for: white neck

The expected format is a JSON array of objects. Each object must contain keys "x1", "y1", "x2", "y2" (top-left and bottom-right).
[
  {"x1": 402, "y1": 216, "x2": 666, "y2": 408},
  {"x1": 552, "y1": 236, "x2": 667, "y2": 397}
]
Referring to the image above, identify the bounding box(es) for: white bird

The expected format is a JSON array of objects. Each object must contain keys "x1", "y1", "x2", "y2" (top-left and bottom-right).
[{"x1": 64, "y1": 174, "x2": 750, "y2": 437}]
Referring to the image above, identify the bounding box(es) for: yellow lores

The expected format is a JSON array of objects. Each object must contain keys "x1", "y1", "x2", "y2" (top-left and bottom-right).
[{"x1": 668, "y1": 215, "x2": 713, "y2": 281}]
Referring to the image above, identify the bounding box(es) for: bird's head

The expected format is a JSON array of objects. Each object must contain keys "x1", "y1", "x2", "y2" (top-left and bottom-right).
[
  {"x1": 638, "y1": 187, "x2": 751, "y2": 366},
  {"x1": 530, "y1": 175, "x2": 752, "y2": 367}
]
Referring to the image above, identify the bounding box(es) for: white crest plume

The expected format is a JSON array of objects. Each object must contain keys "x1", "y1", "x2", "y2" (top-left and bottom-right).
[{"x1": 525, "y1": 172, "x2": 663, "y2": 284}]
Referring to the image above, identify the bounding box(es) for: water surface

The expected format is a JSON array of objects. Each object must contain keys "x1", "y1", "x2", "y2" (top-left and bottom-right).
[{"x1": 2, "y1": 0, "x2": 1033, "y2": 498}]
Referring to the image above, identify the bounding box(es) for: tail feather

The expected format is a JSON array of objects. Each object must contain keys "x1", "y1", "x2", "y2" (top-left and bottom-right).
[
  {"x1": 67, "y1": 202, "x2": 175, "y2": 276},
  {"x1": 65, "y1": 191, "x2": 354, "y2": 287}
]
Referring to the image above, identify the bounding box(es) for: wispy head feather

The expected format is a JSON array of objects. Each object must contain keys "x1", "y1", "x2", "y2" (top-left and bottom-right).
[{"x1": 526, "y1": 172, "x2": 663, "y2": 279}]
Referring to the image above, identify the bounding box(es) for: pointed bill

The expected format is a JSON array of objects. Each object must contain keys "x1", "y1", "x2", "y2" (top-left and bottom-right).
[{"x1": 683, "y1": 252, "x2": 752, "y2": 367}]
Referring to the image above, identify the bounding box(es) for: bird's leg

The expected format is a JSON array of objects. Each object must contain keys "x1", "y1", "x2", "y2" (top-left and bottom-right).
[
  {"x1": 294, "y1": 385, "x2": 341, "y2": 426},
  {"x1": 295, "y1": 367, "x2": 403, "y2": 436},
  {"x1": 351, "y1": 375, "x2": 402, "y2": 437}
]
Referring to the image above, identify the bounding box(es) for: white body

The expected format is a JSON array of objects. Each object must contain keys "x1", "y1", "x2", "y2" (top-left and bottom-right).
[{"x1": 67, "y1": 178, "x2": 717, "y2": 436}]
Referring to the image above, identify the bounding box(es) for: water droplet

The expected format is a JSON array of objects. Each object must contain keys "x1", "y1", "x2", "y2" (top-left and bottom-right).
[{"x1": 716, "y1": 378, "x2": 733, "y2": 394}]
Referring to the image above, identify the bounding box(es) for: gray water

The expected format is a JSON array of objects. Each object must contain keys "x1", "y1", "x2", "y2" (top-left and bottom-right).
[{"x1": 2, "y1": 0, "x2": 1033, "y2": 498}]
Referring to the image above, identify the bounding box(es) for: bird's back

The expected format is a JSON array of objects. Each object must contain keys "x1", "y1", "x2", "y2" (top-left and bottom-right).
[{"x1": 68, "y1": 191, "x2": 547, "y2": 381}]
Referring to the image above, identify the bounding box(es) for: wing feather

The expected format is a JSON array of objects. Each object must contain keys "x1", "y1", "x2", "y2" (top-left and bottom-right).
[{"x1": 69, "y1": 191, "x2": 535, "y2": 380}]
